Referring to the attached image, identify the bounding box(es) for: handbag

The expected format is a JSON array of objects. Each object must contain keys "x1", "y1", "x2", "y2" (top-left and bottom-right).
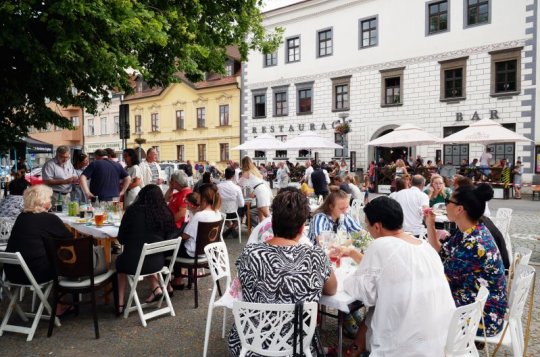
[{"x1": 93, "y1": 245, "x2": 107, "y2": 276}]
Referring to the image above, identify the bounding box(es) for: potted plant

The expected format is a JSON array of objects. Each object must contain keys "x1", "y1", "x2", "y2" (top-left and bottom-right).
[
  {"x1": 335, "y1": 122, "x2": 351, "y2": 135},
  {"x1": 134, "y1": 138, "x2": 146, "y2": 145}
]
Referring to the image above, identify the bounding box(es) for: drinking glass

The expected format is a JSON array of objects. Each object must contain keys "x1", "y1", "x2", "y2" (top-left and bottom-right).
[
  {"x1": 328, "y1": 246, "x2": 342, "y2": 269},
  {"x1": 94, "y1": 206, "x2": 104, "y2": 227}
]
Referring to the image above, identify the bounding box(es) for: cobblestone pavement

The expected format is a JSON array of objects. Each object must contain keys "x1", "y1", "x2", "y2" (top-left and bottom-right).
[{"x1": 0, "y1": 198, "x2": 538, "y2": 356}]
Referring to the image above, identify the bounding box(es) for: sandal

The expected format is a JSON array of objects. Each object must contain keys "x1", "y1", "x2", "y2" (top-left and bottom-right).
[{"x1": 145, "y1": 286, "x2": 163, "y2": 303}]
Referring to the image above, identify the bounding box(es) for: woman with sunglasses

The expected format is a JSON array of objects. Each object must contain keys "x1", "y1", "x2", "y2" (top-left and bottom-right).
[{"x1": 425, "y1": 183, "x2": 507, "y2": 337}]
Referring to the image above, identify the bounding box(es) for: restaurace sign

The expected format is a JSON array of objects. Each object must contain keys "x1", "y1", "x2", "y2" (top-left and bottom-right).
[
  {"x1": 252, "y1": 120, "x2": 350, "y2": 134},
  {"x1": 456, "y1": 109, "x2": 500, "y2": 121}
]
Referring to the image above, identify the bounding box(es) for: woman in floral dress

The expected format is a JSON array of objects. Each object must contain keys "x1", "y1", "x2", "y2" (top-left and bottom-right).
[{"x1": 425, "y1": 183, "x2": 507, "y2": 336}]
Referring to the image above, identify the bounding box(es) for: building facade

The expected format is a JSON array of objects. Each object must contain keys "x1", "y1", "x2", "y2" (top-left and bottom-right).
[
  {"x1": 242, "y1": 0, "x2": 539, "y2": 180},
  {"x1": 124, "y1": 73, "x2": 241, "y2": 168},
  {"x1": 83, "y1": 93, "x2": 124, "y2": 157},
  {"x1": 28, "y1": 103, "x2": 83, "y2": 165}
]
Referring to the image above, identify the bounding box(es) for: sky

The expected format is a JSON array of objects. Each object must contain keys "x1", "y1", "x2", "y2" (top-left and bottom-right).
[{"x1": 261, "y1": 0, "x2": 304, "y2": 11}]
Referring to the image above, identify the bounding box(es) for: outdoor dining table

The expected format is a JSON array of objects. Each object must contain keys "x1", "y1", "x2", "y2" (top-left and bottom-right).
[{"x1": 54, "y1": 212, "x2": 120, "y2": 267}]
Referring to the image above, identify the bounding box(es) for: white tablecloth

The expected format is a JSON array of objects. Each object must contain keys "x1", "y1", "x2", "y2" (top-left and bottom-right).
[
  {"x1": 319, "y1": 258, "x2": 358, "y2": 313},
  {"x1": 55, "y1": 213, "x2": 119, "y2": 239},
  {"x1": 435, "y1": 214, "x2": 449, "y2": 223}
]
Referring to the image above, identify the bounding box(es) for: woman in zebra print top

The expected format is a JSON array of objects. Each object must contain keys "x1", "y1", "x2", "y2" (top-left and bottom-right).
[{"x1": 228, "y1": 189, "x2": 337, "y2": 356}]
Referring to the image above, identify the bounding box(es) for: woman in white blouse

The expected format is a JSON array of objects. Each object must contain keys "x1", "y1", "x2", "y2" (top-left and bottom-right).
[
  {"x1": 238, "y1": 156, "x2": 273, "y2": 223},
  {"x1": 122, "y1": 149, "x2": 142, "y2": 207},
  {"x1": 340, "y1": 196, "x2": 455, "y2": 357}
]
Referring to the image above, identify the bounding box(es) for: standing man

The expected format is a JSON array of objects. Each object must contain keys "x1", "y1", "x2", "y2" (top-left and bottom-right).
[
  {"x1": 303, "y1": 160, "x2": 313, "y2": 184},
  {"x1": 139, "y1": 147, "x2": 165, "y2": 188},
  {"x1": 80, "y1": 149, "x2": 131, "y2": 202},
  {"x1": 42, "y1": 146, "x2": 77, "y2": 202},
  {"x1": 390, "y1": 175, "x2": 430, "y2": 237},
  {"x1": 479, "y1": 147, "x2": 492, "y2": 178},
  {"x1": 218, "y1": 167, "x2": 245, "y2": 238},
  {"x1": 309, "y1": 163, "x2": 330, "y2": 198}
]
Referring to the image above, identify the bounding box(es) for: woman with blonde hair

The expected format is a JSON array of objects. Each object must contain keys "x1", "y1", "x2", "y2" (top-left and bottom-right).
[
  {"x1": 424, "y1": 174, "x2": 452, "y2": 207},
  {"x1": 238, "y1": 156, "x2": 273, "y2": 222},
  {"x1": 395, "y1": 159, "x2": 408, "y2": 178},
  {"x1": 5, "y1": 185, "x2": 74, "y2": 315},
  {"x1": 308, "y1": 186, "x2": 362, "y2": 245}
]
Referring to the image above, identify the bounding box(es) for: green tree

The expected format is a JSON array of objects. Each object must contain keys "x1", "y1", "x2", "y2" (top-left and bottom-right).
[{"x1": 0, "y1": 0, "x2": 282, "y2": 151}]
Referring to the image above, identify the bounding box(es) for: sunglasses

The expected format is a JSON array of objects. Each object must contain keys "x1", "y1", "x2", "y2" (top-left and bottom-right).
[{"x1": 444, "y1": 198, "x2": 460, "y2": 206}]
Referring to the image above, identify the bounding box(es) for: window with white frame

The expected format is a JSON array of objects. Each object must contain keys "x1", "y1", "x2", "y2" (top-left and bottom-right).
[
  {"x1": 87, "y1": 118, "x2": 95, "y2": 136},
  {"x1": 113, "y1": 116, "x2": 119, "y2": 134},
  {"x1": 177, "y1": 145, "x2": 185, "y2": 161},
  {"x1": 70, "y1": 116, "x2": 80, "y2": 128},
  {"x1": 151, "y1": 113, "x2": 159, "y2": 131},
  {"x1": 219, "y1": 105, "x2": 229, "y2": 126},
  {"x1": 135, "y1": 114, "x2": 142, "y2": 134}
]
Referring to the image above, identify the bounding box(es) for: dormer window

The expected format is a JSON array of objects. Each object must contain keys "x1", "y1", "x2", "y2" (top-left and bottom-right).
[{"x1": 225, "y1": 60, "x2": 234, "y2": 76}]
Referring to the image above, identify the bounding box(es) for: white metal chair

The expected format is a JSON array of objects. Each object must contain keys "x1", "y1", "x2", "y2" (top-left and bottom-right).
[
  {"x1": 512, "y1": 247, "x2": 532, "y2": 266},
  {"x1": 495, "y1": 208, "x2": 513, "y2": 219},
  {"x1": 123, "y1": 237, "x2": 182, "y2": 327},
  {"x1": 220, "y1": 200, "x2": 242, "y2": 243},
  {"x1": 475, "y1": 264, "x2": 536, "y2": 357},
  {"x1": 350, "y1": 199, "x2": 364, "y2": 223},
  {"x1": 202, "y1": 242, "x2": 231, "y2": 357},
  {"x1": 0, "y1": 252, "x2": 61, "y2": 341},
  {"x1": 491, "y1": 216, "x2": 512, "y2": 264},
  {"x1": 445, "y1": 286, "x2": 489, "y2": 357},
  {"x1": 0, "y1": 217, "x2": 15, "y2": 252},
  {"x1": 233, "y1": 301, "x2": 318, "y2": 357}
]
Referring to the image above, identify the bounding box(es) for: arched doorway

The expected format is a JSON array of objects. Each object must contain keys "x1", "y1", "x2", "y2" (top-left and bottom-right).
[{"x1": 368, "y1": 125, "x2": 414, "y2": 165}]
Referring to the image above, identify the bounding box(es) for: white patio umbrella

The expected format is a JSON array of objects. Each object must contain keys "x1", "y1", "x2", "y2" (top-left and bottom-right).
[
  {"x1": 232, "y1": 133, "x2": 287, "y2": 151},
  {"x1": 365, "y1": 123, "x2": 441, "y2": 147},
  {"x1": 283, "y1": 131, "x2": 343, "y2": 150},
  {"x1": 439, "y1": 119, "x2": 533, "y2": 144}
]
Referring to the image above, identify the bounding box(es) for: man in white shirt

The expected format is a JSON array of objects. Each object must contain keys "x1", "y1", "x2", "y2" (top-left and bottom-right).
[
  {"x1": 218, "y1": 167, "x2": 245, "y2": 238},
  {"x1": 303, "y1": 160, "x2": 313, "y2": 183},
  {"x1": 139, "y1": 148, "x2": 165, "y2": 188},
  {"x1": 42, "y1": 146, "x2": 77, "y2": 202},
  {"x1": 479, "y1": 147, "x2": 492, "y2": 177},
  {"x1": 390, "y1": 175, "x2": 429, "y2": 237}
]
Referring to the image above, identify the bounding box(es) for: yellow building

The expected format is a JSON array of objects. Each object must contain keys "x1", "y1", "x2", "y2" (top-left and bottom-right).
[{"x1": 124, "y1": 64, "x2": 241, "y2": 170}]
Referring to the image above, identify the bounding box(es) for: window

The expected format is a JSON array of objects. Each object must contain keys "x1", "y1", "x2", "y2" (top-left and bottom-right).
[
  {"x1": 151, "y1": 113, "x2": 159, "y2": 131},
  {"x1": 334, "y1": 133, "x2": 349, "y2": 158},
  {"x1": 465, "y1": 0, "x2": 490, "y2": 26},
  {"x1": 70, "y1": 116, "x2": 80, "y2": 128},
  {"x1": 176, "y1": 110, "x2": 185, "y2": 129},
  {"x1": 332, "y1": 76, "x2": 351, "y2": 111},
  {"x1": 196, "y1": 107, "x2": 205, "y2": 128},
  {"x1": 264, "y1": 52, "x2": 277, "y2": 67},
  {"x1": 113, "y1": 116, "x2": 119, "y2": 134},
  {"x1": 487, "y1": 124, "x2": 516, "y2": 164},
  {"x1": 219, "y1": 105, "x2": 229, "y2": 126},
  {"x1": 135, "y1": 114, "x2": 142, "y2": 134},
  {"x1": 254, "y1": 151, "x2": 266, "y2": 159},
  {"x1": 198, "y1": 144, "x2": 206, "y2": 162},
  {"x1": 427, "y1": 0, "x2": 449, "y2": 35},
  {"x1": 225, "y1": 60, "x2": 234, "y2": 76},
  {"x1": 298, "y1": 88, "x2": 312, "y2": 114},
  {"x1": 443, "y1": 126, "x2": 469, "y2": 165},
  {"x1": 380, "y1": 67, "x2": 404, "y2": 106},
  {"x1": 87, "y1": 118, "x2": 95, "y2": 136},
  {"x1": 220, "y1": 143, "x2": 230, "y2": 162},
  {"x1": 275, "y1": 135, "x2": 287, "y2": 159},
  {"x1": 359, "y1": 16, "x2": 378, "y2": 48},
  {"x1": 286, "y1": 36, "x2": 300, "y2": 63},
  {"x1": 439, "y1": 57, "x2": 467, "y2": 101},
  {"x1": 253, "y1": 93, "x2": 266, "y2": 118},
  {"x1": 274, "y1": 91, "x2": 288, "y2": 116},
  {"x1": 490, "y1": 47, "x2": 522, "y2": 96},
  {"x1": 177, "y1": 145, "x2": 184, "y2": 162},
  {"x1": 317, "y1": 28, "x2": 333, "y2": 57},
  {"x1": 100, "y1": 117, "x2": 107, "y2": 135}
]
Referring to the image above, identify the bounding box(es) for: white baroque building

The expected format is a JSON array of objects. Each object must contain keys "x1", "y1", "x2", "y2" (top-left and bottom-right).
[
  {"x1": 83, "y1": 93, "x2": 124, "y2": 157},
  {"x1": 242, "y1": 0, "x2": 539, "y2": 181}
]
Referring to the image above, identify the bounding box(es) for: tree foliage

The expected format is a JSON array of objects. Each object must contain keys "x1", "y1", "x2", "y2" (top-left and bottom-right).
[{"x1": 0, "y1": 0, "x2": 283, "y2": 151}]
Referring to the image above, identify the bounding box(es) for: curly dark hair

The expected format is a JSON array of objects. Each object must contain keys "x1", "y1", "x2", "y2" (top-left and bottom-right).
[
  {"x1": 129, "y1": 184, "x2": 176, "y2": 233},
  {"x1": 271, "y1": 190, "x2": 310, "y2": 239},
  {"x1": 123, "y1": 148, "x2": 140, "y2": 166}
]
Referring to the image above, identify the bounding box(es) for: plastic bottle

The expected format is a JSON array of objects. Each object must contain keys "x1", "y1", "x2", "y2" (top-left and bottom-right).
[
  {"x1": 55, "y1": 193, "x2": 63, "y2": 212},
  {"x1": 336, "y1": 213, "x2": 348, "y2": 244}
]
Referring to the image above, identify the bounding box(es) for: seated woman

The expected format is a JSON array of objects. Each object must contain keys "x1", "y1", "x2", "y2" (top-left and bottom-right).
[
  {"x1": 116, "y1": 185, "x2": 179, "y2": 310},
  {"x1": 308, "y1": 187, "x2": 363, "y2": 246},
  {"x1": 424, "y1": 174, "x2": 452, "y2": 207},
  {"x1": 179, "y1": 183, "x2": 222, "y2": 258},
  {"x1": 5, "y1": 185, "x2": 73, "y2": 315},
  {"x1": 341, "y1": 197, "x2": 455, "y2": 356},
  {"x1": 164, "y1": 169, "x2": 192, "y2": 230},
  {"x1": 228, "y1": 189, "x2": 337, "y2": 356},
  {"x1": 425, "y1": 183, "x2": 507, "y2": 337},
  {"x1": 0, "y1": 168, "x2": 29, "y2": 218}
]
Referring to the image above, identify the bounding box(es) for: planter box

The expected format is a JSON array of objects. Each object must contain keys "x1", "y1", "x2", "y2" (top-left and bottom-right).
[{"x1": 377, "y1": 185, "x2": 391, "y2": 194}]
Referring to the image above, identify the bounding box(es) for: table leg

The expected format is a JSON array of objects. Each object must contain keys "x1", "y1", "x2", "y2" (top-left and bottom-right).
[
  {"x1": 338, "y1": 311, "x2": 344, "y2": 357},
  {"x1": 246, "y1": 202, "x2": 252, "y2": 234}
]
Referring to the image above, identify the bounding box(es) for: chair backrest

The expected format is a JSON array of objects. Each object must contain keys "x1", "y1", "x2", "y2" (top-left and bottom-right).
[
  {"x1": 0, "y1": 217, "x2": 15, "y2": 242},
  {"x1": 507, "y1": 264, "x2": 535, "y2": 321},
  {"x1": 134, "y1": 237, "x2": 182, "y2": 276},
  {"x1": 195, "y1": 219, "x2": 224, "y2": 256},
  {"x1": 45, "y1": 236, "x2": 95, "y2": 280},
  {"x1": 350, "y1": 199, "x2": 363, "y2": 222},
  {"x1": 513, "y1": 247, "x2": 532, "y2": 266},
  {"x1": 220, "y1": 200, "x2": 239, "y2": 214},
  {"x1": 491, "y1": 216, "x2": 512, "y2": 263},
  {"x1": 233, "y1": 301, "x2": 318, "y2": 357},
  {"x1": 445, "y1": 286, "x2": 489, "y2": 357},
  {"x1": 496, "y1": 208, "x2": 513, "y2": 219},
  {"x1": 204, "y1": 242, "x2": 231, "y2": 286}
]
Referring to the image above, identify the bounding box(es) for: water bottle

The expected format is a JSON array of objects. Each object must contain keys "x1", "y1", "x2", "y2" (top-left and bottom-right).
[
  {"x1": 337, "y1": 214, "x2": 348, "y2": 244},
  {"x1": 55, "y1": 193, "x2": 63, "y2": 212}
]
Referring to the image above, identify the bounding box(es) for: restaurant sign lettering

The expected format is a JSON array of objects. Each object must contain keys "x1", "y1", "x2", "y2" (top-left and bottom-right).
[
  {"x1": 456, "y1": 109, "x2": 500, "y2": 121},
  {"x1": 252, "y1": 121, "x2": 343, "y2": 134}
]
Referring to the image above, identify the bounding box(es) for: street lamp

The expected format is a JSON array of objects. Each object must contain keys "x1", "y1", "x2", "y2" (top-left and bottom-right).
[{"x1": 335, "y1": 112, "x2": 350, "y2": 160}]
